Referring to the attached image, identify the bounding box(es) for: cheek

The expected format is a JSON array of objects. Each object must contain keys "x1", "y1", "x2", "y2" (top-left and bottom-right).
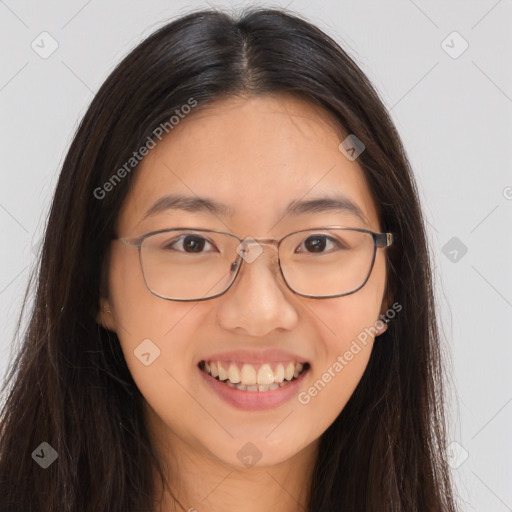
[
  {"x1": 108, "y1": 248, "x2": 152, "y2": 333},
  {"x1": 297, "y1": 255, "x2": 386, "y2": 424},
  {"x1": 108, "y1": 248, "x2": 189, "y2": 339},
  {"x1": 311, "y1": 258, "x2": 386, "y2": 354},
  {"x1": 107, "y1": 249, "x2": 197, "y2": 388},
  {"x1": 294, "y1": 301, "x2": 375, "y2": 435}
]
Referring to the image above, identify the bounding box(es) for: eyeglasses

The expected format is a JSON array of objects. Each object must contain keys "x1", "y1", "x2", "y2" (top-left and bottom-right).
[{"x1": 112, "y1": 226, "x2": 394, "y2": 301}]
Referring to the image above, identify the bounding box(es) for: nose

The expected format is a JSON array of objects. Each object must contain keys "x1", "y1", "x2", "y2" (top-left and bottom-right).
[{"x1": 216, "y1": 241, "x2": 299, "y2": 336}]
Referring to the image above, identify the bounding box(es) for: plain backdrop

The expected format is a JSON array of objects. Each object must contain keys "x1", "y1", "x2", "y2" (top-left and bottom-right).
[{"x1": 1, "y1": 1, "x2": 511, "y2": 510}]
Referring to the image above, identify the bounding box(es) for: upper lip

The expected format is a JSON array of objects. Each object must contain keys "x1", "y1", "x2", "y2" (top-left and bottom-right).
[{"x1": 197, "y1": 348, "x2": 310, "y2": 365}]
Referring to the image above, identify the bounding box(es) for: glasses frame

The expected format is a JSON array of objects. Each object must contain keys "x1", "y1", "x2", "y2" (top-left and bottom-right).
[{"x1": 112, "y1": 226, "x2": 394, "y2": 301}]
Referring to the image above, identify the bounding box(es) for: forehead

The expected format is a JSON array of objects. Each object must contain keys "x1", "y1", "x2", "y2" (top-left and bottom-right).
[{"x1": 117, "y1": 94, "x2": 380, "y2": 234}]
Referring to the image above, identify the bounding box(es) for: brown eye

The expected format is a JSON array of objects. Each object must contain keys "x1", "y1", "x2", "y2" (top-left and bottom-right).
[
  {"x1": 296, "y1": 234, "x2": 346, "y2": 254},
  {"x1": 163, "y1": 235, "x2": 215, "y2": 253}
]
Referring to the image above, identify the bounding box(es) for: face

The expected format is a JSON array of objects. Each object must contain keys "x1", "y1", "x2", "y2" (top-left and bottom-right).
[{"x1": 98, "y1": 94, "x2": 390, "y2": 474}]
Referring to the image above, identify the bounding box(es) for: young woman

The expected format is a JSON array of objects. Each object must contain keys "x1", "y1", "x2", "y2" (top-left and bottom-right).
[{"x1": 0, "y1": 7, "x2": 459, "y2": 512}]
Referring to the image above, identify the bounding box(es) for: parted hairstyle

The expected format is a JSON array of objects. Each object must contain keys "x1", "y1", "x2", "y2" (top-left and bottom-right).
[{"x1": 0, "y1": 6, "x2": 458, "y2": 512}]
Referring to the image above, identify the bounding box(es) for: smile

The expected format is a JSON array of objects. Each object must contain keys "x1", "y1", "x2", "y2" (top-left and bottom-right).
[{"x1": 198, "y1": 360, "x2": 310, "y2": 392}]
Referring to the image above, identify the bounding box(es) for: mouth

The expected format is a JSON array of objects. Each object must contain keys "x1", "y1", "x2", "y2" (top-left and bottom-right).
[{"x1": 198, "y1": 360, "x2": 311, "y2": 392}]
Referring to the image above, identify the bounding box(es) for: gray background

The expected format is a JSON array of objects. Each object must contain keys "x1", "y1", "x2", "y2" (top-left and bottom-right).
[{"x1": 1, "y1": 1, "x2": 511, "y2": 510}]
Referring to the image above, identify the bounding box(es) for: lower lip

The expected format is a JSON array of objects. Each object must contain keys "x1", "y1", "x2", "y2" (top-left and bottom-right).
[{"x1": 198, "y1": 365, "x2": 309, "y2": 411}]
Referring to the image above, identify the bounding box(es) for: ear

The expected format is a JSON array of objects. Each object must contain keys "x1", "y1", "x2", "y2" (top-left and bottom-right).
[
  {"x1": 375, "y1": 288, "x2": 393, "y2": 336},
  {"x1": 375, "y1": 316, "x2": 389, "y2": 336},
  {"x1": 96, "y1": 296, "x2": 116, "y2": 332}
]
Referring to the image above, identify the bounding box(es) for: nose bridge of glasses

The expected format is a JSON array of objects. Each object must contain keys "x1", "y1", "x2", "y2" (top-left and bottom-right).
[
  {"x1": 236, "y1": 236, "x2": 281, "y2": 264},
  {"x1": 240, "y1": 237, "x2": 280, "y2": 248}
]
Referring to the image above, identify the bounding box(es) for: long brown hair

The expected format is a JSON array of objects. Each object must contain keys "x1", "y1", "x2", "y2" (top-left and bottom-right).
[{"x1": 0, "y1": 6, "x2": 459, "y2": 511}]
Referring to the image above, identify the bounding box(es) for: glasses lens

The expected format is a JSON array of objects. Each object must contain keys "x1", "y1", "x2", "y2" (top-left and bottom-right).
[
  {"x1": 280, "y1": 228, "x2": 376, "y2": 297},
  {"x1": 139, "y1": 228, "x2": 376, "y2": 300},
  {"x1": 140, "y1": 230, "x2": 239, "y2": 300}
]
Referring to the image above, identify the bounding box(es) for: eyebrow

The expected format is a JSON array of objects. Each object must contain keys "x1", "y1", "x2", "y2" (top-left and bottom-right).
[{"x1": 141, "y1": 193, "x2": 370, "y2": 226}]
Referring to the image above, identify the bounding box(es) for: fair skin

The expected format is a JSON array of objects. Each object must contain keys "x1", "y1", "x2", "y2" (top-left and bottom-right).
[{"x1": 97, "y1": 94, "x2": 390, "y2": 512}]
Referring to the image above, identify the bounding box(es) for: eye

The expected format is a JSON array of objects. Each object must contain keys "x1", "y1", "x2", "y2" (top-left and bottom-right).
[
  {"x1": 163, "y1": 234, "x2": 217, "y2": 254},
  {"x1": 295, "y1": 234, "x2": 348, "y2": 254}
]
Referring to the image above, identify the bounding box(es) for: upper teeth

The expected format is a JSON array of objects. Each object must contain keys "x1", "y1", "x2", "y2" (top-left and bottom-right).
[{"x1": 203, "y1": 361, "x2": 304, "y2": 386}]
